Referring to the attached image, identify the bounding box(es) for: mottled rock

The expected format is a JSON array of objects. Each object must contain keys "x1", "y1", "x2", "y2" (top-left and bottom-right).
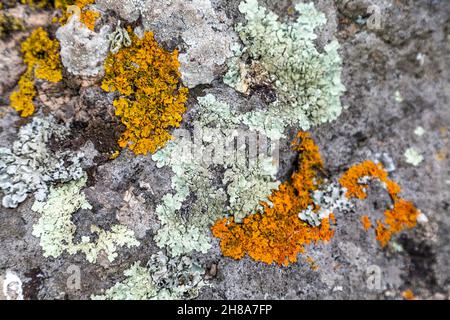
[{"x1": 56, "y1": 14, "x2": 110, "y2": 77}]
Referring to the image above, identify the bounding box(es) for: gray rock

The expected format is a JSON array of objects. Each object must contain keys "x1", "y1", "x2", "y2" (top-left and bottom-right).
[{"x1": 56, "y1": 15, "x2": 110, "y2": 77}]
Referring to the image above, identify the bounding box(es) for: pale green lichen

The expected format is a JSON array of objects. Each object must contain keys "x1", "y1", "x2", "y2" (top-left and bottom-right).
[
  {"x1": 0, "y1": 116, "x2": 84, "y2": 208},
  {"x1": 299, "y1": 182, "x2": 354, "y2": 227},
  {"x1": 91, "y1": 251, "x2": 207, "y2": 300},
  {"x1": 224, "y1": 157, "x2": 280, "y2": 218},
  {"x1": 414, "y1": 126, "x2": 425, "y2": 137},
  {"x1": 31, "y1": 177, "x2": 139, "y2": 263},
  {"x1": 92, "y1": 262, "x2": 156, "y2": 300},
  {"x1": 404, "y1": 147, "x2": 424, "y2": 166},
  {"x1": 152, "y1": 93, "x2": 280, "y2": 255},
  {"x1": 224, "y1": 0, "x2": 345, "y2": 135},
  {"x1": 394, "y1": 90, "x2": 404, "y2": 103},
  {"x1": 108, "y1": 21, "x2": 131, "y2": 54}
]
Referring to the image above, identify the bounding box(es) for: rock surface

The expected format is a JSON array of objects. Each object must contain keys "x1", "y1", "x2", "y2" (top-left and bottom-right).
[{"x1": 0, "y1": 0, "x2": 449, "y2": 300}]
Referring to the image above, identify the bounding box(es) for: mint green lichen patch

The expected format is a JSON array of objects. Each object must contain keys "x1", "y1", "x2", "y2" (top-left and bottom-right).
[
  {"x1": 32, "y1": 177, "x2": 139, "y2": 263},
  {"x1": 299, "y1": 182, "x2": 354, "y2": 227},
  {"x1": 91, "y1": 251, "x2": 207, "y2": 300},
  {"x1": 225, "y1": 0, "x2": 345, "y2": 134},
  {"x1": 92, "y1": 262, "x2": 155, "y2": 300},
  {"x1": 404, "y1": 147, "x2": 424, "y2": 166}
]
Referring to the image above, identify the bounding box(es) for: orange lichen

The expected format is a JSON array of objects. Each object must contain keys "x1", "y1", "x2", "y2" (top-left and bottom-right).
[
  {"x1": 340, "y1": 161, "x2": 419, "y2": 247},
  {"x1": 212, "y1": 132, "x2": 334, "y2": 266},
  {"x1": 213, "y1": 134, "x2": 421, "y2": 265},
  {"x1": 375, "y1": 199, "x2": 419, "y2": 246},
  {"x1": 79, "y1": 9, "x2": 100, "y2": 31},
  {"x1": 361, "y1": 215, "x2": 371, "y2": 231},
  {"x1": 10, "y1": 27, "x2": 62, "y2": 117},
  {"x1": 339, "y1": 160, "x2": 401, "y2": 200},
  {"x1": 101, "y1": 28, "x2": 188, "y2": 155},
  {"x1": 402, "y1": 289, "x2": 416, "y2": 300},
  {"x1": 57, "y1": 0, "x2": 99, "y2": 30},
  {"x1": 329, "y1": 213, "x2": 336, "y2": 225}
]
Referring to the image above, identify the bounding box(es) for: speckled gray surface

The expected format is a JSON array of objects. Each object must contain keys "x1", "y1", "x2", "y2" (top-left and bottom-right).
[{"x1": 0, "y1": 0, "x2": 449, "y2": 300}]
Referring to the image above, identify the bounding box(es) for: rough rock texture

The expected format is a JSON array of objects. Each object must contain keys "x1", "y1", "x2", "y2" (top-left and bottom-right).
[
  {"x1": 0, "y1": 0, "x2": 449, "y2": 300},
  {"x1": 56, "y1": 14, "x2": 111, "y2": 77},
  {"x1": 95, "y1": 0, "x2": 236, "y2": 88},
  {"x1": 140, "y1": 0, "x2": 237, "y2": 88}
]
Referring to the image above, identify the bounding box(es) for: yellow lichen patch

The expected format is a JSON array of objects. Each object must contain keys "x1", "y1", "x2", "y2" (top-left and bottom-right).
[
  {"x1": 10, "y1": 70, "x2": 37, "y2": 117},
  {"x1": 10, "y1": 27, "x2": 62, "y2": 117},
  {"x1": 340, "y1": 161, "x2": 419, "y2": 247},
  {"x1": 212, "y1": 132, "x2": 334, "y2": 266},
  {"x1": 101, "y1": 29, "x2": 188, "y2": 155},
  {"x1": 57, "y1": 0, "x2": 99, "y2": 30},
  {"x1": 79, "y1": 9, "x2": 100, "y2": 31}
]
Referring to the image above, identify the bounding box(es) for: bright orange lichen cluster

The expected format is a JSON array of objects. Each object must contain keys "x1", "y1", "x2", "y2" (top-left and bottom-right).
[
  {"x1": 402, "y1": 289, "x2": 416, "y2": 300},
  {"x1": 339, "y1": 160, "x2": 401, "y2": 200},
  {"x1": 16, "y1": 0, "x2": 76, "y2": 10},
  {"x1": 101, "y1": 28, "x2": 188, "y2": 155},
  {"x1": 375, "y1": 199, "x2": 419, "y2": 246},
  {"x1": 339, "y1": 160, "x2": 419, "y2": 247},
  {"x1": 213, "y1": 134, "x2": 421, "y2": 265},
  {"x1": 212, "y1": 132, "x2": 335, "y2": 266},
  {"x1": 10, "y1": 27, "x2": 62, "y2": 117}
]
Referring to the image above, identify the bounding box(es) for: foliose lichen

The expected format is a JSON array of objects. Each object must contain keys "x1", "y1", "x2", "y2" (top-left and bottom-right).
[
  {"x1": 0, "y1": 116, "x2": 84, "y2": 208},
  {"x1": 31, "y1": 177, "x2": 140, "y2": 263},
  {"x1": 151, "y1": 93, "x2": 280, "y2": 256},
  {"x1": 91, "y1": 251, "x2": 207, "y2": 300},
  {"x1": 2, "y1": 271, "x2": 23, "y2": 301},
  {"x1": 224, "y1": 0, "x2": 345, "y2": 135},
  {"x1": 212, "y1": 136, "x2": 421, "y2": 265},
  {"x1": 101, "y1": 28, "x2": 188, "y2": 155},
  {"x1": 212, "y1": 132, "x2": 335, "y2": 266}
]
